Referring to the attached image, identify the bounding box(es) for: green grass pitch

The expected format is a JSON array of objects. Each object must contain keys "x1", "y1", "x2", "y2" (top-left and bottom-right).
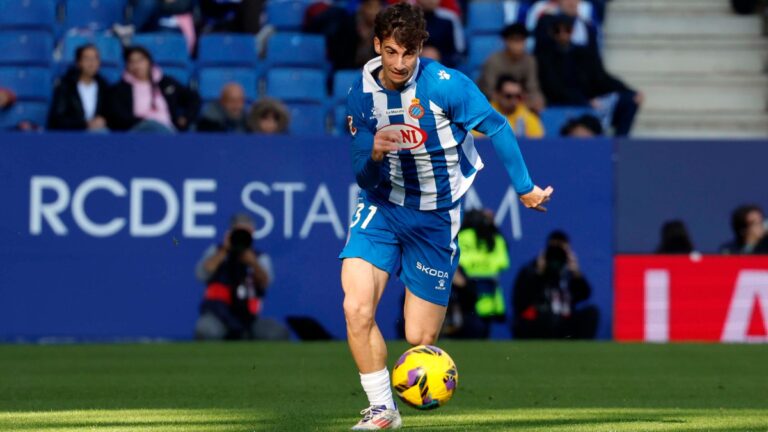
[{"x1": 1, "y1": 341, "x2": 766, "y2": 431}]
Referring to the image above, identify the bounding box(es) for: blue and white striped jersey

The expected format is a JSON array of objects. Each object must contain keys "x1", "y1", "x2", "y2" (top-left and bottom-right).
[{"x1": 346, "y1": 57, "x2": 496, "y2": 211}]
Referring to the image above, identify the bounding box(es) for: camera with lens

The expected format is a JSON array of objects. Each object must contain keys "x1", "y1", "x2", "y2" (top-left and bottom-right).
[{"x1": 228, "y1": 228, "x2": 253, "y2": 258}]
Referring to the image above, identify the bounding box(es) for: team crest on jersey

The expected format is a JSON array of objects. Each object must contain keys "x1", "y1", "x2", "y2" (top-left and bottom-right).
[
  {"x1": 408, "y1": 99, "x2": 425, "y2": 120},
  {"x1": 347, "y1": 116, "x2": 357, "y2": 136}
]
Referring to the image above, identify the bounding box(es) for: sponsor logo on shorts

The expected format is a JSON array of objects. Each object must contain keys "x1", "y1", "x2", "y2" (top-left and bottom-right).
[
  {"x1": 417, "y1": 261, "x2": 449, "y2": 279},
  {"x1": 435, "y1": 278, "x2": 447, "y2": 291}
]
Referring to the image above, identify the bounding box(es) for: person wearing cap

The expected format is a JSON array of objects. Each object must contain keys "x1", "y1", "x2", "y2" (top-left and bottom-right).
[{"x1": 478, "y1": 23, "x2": 545, "y2": 112}]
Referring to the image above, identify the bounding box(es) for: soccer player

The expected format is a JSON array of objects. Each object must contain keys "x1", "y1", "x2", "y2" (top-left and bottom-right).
[{"x1": 339, "y1": 4, "x2": 553, "y2": 429}]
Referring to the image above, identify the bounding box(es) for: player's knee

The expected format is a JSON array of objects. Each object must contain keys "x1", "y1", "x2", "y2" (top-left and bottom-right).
[
  {"x1": 343, "y1": 297, "x2": 374, "y2": 331},
  {"x1": 405, "y1": 328, "x2": 438, "y2": 346}
]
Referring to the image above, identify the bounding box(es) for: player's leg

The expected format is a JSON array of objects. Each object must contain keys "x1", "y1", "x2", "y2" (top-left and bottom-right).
[
  {"x1": 341, "y1": 257, "x2": 390, "y2": 373},
  {"x1": 339, "y1": 197, "x2": 402, "y2": 429},
  {"x1": 403, "y1": 287, "x2": 447, "y2": 346}
]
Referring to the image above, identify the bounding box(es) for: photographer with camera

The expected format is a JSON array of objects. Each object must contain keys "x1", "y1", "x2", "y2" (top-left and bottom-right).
[
  {"x1": 511, "y1": 230, "x2": 598, "y2": 339},
  {"x1": 194, "y1": 213, "x2": 289, "y2": 340}
]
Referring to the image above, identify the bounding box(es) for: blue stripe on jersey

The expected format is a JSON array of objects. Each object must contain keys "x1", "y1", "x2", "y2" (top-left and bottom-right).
[
  {"x1": 415, "y1": 85, "x2": 453, "y2": 209},
  {"x1": 451, "y1": 122, "x2": 477, "y2": 178},
  {"x1": 384, "y1": 90, "x2": 422, "y2": 208}
]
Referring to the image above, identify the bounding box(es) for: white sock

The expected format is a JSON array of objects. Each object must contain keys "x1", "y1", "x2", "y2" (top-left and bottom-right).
[{"x1": 360, "y1": 368, "x2": 397, "y2": 410}]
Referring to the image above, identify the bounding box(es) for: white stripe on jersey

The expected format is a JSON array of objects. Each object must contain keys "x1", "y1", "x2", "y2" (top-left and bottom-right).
[
  {"x1": 448, "y1": 204, "x2": 462, "y2": 264},
  {"x1": 429, "y1": 101, "x2": 484, "y2": 205},
  {"x1": 401, "y1": 84, "x2": 438, "y2": 211},
  {"x1": 371, "y1": 90, "x2": 406, "y2": 206}
]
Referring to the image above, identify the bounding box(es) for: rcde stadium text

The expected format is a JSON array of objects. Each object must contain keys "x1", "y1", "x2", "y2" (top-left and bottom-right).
[{"x1": 28, "y1": 176, "x2": 523, "y2": 240}]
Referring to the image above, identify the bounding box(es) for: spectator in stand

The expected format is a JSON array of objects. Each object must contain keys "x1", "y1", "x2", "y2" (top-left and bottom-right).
[
  {"x1": 247, "y1": 98, "x2": 290, "y2": 134},
  {"x1": 476, "y1": 75, "x2": 544, "y2": 138},
  {"x1": 559, "y1": 113, "x2": 603, "y2": 137},
  {"x1": 478, "y1": 24, "x2": 544, "y2": 112},
  {"x1": 0, "y1": 87, "x2": 15, "y2": 110},
  {"x1": 416, "y1": 0, "x2": 465, "y2": 68},
  {"x1": 304, "y1": 0, "x2": 380, "y2": 71},
  {"x1": 195, "y1": 213, "x2": 290, "y2": 340},
  {"x1": 199, "y1": 0, "x2": 266, "y2": 33},
  {"x1": 127, "y1": 0, "x2": 196, "y2": 52},
  {"x1": 48, "y1": 44, "x2": 110, "y2": 132},
  {"x1": 107, "y1": 46, "x2": 200, "y2": 133},
  {"x1": 532, "y1": 0, "x2": 600, "y2": 55},
  {"x1": 720, "y1": 204, "x2": 768, "y2": 254},
  {"x1": 656, "y1": 220, "x2": 696, "y2": 254},
  {"x1": 197, "y1": 83, "x2": 249, "y2": 132},
  {"x1": 536, "y1": 15, "x2": 642, "y2": 136},
  {"x1": 512, "y1": 230, "x2": 599, "y2": 339}
]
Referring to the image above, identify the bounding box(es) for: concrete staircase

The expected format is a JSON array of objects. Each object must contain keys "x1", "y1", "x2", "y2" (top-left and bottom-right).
[{"x1": 602, "y1": 0, "x2": 768, "y2": 138}]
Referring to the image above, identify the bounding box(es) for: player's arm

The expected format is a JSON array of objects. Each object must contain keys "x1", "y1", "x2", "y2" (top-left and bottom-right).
[
  {"x1": 347, "y1": 94, "x2": 399, "y2": 189},
  {"x1": 446, "y1": 71, "x2": 553, "y2": 211}
]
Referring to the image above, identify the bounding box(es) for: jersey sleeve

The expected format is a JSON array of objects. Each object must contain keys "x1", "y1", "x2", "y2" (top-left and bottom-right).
[
  {"x1": 346, "y1": 85, "x2": 383, "y2": 190},
  {"x1": 443, "y1": 70, "x2": 495, "y2": 132}
]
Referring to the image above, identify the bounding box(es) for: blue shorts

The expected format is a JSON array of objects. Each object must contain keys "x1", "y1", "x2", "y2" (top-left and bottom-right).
[{"x1": 338, "y1": 192, "x2": 463, "y2": 306}]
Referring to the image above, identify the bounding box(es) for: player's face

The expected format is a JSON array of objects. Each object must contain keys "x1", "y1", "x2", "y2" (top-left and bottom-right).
[{"x1": 374, "y1": 37, "x2": 421, "y2": 90}]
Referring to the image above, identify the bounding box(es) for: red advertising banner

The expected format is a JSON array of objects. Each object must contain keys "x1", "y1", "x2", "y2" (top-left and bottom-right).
[{"x1": 614, "y1": 256, "x2": 768, "y2": 342}]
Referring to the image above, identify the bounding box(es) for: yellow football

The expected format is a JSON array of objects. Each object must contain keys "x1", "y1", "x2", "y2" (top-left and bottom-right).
[{"x1": 391, "y1": 345, "x2": 458, "y2": 410}]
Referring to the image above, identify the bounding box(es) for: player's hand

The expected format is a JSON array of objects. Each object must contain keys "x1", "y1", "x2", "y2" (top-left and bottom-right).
[
  {"x1": 371, "y1": 130, "x2": 400, "y2": 162},
  {"x1": 520, "y1": 185, "x2": 553, "y2": 212}
]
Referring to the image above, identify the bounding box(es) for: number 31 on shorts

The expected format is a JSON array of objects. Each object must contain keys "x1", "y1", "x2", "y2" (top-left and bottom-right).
[{"x1": 350, "y1": 204, "x2": 378, "y2": 229}]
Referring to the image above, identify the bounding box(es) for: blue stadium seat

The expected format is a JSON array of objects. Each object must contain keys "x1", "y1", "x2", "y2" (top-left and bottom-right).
[
  {"x1": 266, "y1": 68, "x2": 326, "y2": 103},
  {"x1": 0, "y1": 0, "x2": 57, "y2": 32},
  {"x1": 540, "y1": 106, "x2": 598, "y2": 135},
  {"x1": 65, "y1": 0, "x2": 127, "y2": 30},
  {"x1": 286, "y1": 102, "x2": 328, "y2": 135},
  {"x1": 99, "y1": 65, "x2": 122, "y2": 83},
  {"x1": 0, "y1": 31, "x2": 53, "y2": 66},
  {"x1": 332, "y1": 69, "x2": 359, "y2": 103},
  {"x1": 466, "y1": 35, "x2": 504, "y2": 73},
  {"x1": 467, "y1": 1, "x2": 506, "y2": 35},
  {"x1": 131, "y1": 33, "x2": 190, "y2": 68},
  {"x1": 198, "y1": 68, "x2": 258, "y2": 101},
  {"x1": 0, "y1": 101, "x2": 49, "y2": 129},
  {"x1": 162, "y1": 66, "x2": 191, "y2": 85},
  {"x1": 266, "y1": 0, "x2": 308, "y2": 31},
  {"x1": 61, "y1": 34, "x2": 123, "y2": 68},
  {"x1": 198, "y1": 34, "x2": 259, "y2": 68},
  {"x1": 0, "y1": 68, "x2": 52, "y2": 102},
  {"x1": 266, "y1": 33, "x2": 326, "y2": 68}
]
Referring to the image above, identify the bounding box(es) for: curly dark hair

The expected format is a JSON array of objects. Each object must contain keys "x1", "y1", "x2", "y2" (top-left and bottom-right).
[{"x1": 374, "y1": 3, "x2": 429, "y2": 51}]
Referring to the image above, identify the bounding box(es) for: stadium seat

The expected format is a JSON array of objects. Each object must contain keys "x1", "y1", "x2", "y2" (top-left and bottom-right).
[
  {"x1": 163, "y1": 66, "x2": 192, "y2": 85},
  {"x1": 197, "y1": 68, "x2": 258, "y2": 101},
  {"x1": 332, "y1": 69, "x2": 359, "y2": 103},
  {"x1": 99, "y1": 65, "x2": 122, "y2": 83},
  {"x1": 65, "y1": 0, "x2": 127, "y2": 31},
  {"x1": 0, "y1": 0, "x2": 57, "y2": 32},
  {"x1": 0, "y1": 31, "x2": 53, "y2": 66},
  {"x1": 265, "y1": 0, "x2": 308, "y2": 31},
  {"x1": 466, "y1": 35, "x2": 504, "y2": 74},
  {"x1": 61, "y1": 34, "x2": 123, "y2": 68},
  {"x1": 466, "y1": 1, "x2": 506, "y2": 35},
  {"x1": 197, "y1": 34, "x2": 259, "y2": 68},
  {"x1": 266, "y1": 33, "x2": 326, "y2": 69},
  {"x1": 0, "y1": 68, "x2": 52, "y2": 102},
  {"x1": 540, "y1": 106, "x2": 599, "y2": 135},
  {"x1": 131, "y1": 33, "x2": 190, "y2": 68},
  {"x1": 0, "y1": 101, "x2": 49, "y2": 129},
  {"x1": 266, "y1": 68, "x2": 326, "y2": 103},
  {"x1": 285, "y1": 102, "x2": 329, "y2": 135}
]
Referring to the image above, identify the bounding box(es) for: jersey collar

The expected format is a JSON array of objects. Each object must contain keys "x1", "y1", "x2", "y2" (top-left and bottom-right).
[{"x1": 362, "y1": 56, "x2": 421, "y2": 93}]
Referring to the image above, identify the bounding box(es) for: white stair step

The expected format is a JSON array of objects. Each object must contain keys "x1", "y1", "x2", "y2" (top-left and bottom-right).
[
  {"x1": 604, "y1": 44, "x2": 767, "y2": 75},
  {"x1": 633, "y1": 110, "x2": 768, "y2": 138},
  {"x1": 604, "y1": 13, "x2": 761, "y2": 37},
  {"x1": 609, "y1": 0, "x2": 732, "y2": 14},
  {"x1": 628, "y1": 80, "x2": 767, "y2": 112}
]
